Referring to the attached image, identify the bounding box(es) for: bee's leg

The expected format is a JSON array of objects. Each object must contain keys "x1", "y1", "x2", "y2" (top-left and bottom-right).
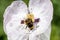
[{"x1": 25, "y1": 26, "x2": 27, "y2": 29}]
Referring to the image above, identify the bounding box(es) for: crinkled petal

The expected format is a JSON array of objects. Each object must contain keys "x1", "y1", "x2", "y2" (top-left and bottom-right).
[
  {"x1": 29, "y1": 0, "x2": 53, "y2": 40},
  {"x1": 3, "y1": 1, "x2": 28, "y2": 40}
]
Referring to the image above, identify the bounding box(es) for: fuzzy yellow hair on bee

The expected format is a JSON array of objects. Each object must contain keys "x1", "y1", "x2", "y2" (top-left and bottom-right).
[{"x1": 26, "y1": 13, "x2": 34, "y2": 22}]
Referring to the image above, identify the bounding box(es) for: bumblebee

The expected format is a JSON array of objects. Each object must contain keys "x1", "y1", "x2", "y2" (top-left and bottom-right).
[
  {"x1": 21, "y1": 13, "x2": 40, "y2": 30},
  {"x1": 24, "y1": 13, "x2": 34, "y2": 30}
]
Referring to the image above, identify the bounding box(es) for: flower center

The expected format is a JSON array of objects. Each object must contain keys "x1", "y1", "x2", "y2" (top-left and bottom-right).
[{"x1": 21, "y1": 13, "x2": 40, "y2": 30}]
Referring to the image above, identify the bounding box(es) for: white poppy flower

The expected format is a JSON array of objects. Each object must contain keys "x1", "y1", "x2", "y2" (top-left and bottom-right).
[{"x1": 3, "y1": 0, "x2": 53, "y2": 40}]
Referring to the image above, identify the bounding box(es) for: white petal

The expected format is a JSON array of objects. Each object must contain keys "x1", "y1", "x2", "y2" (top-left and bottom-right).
[
  {"x1": 29, "y1": 0, "x2": 53, "y2": 40},
  {"x1": 29, "y1": 0, "x2": 51, "y2": 13},
  {"x1": 3, "y1": 1, "x2": 28, "y2": 38}
]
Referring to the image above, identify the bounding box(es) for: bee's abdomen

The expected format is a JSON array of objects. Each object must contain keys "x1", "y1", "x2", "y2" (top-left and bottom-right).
[
  {"x1": 27, "y1": 22, "x2": 33, "y2": 28},
  {"x1": 25, "y1": 19, "x2": 34, "y2": 30}
]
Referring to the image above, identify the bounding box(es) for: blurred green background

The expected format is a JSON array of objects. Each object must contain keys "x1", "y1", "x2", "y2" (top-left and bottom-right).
[{"x1": 0, "y1": 0, "x2": 60, "y2": 40}]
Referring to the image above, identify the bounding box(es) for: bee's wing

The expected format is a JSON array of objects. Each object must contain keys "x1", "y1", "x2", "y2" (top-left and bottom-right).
[
  {"x1": 3, "y1": 1, "x2": 28, "y2": 37},
  {"x1": 29, "y1": 0, "x2": 53, "y2": 37}
]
